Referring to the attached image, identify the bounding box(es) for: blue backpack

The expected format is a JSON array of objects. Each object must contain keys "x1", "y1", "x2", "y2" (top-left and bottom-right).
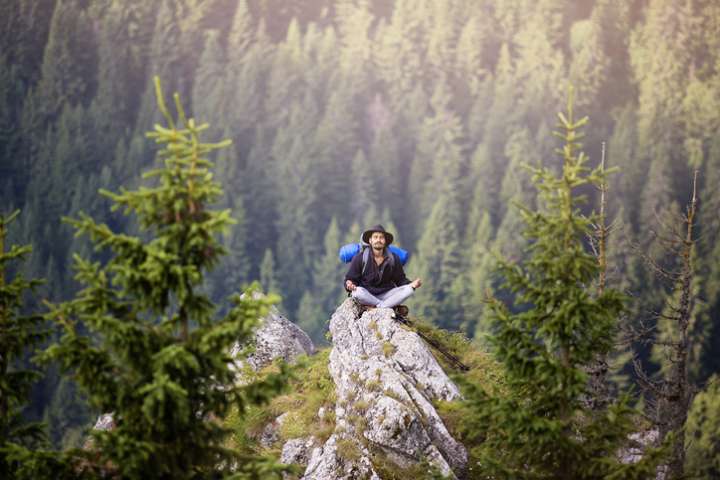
[{"x1": 338, "y1": 243, "x2": 410, "y2": 275}]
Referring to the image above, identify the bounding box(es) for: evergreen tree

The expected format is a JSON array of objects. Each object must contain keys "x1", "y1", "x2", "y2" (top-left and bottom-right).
[
  {"x1": 259, "y1": 248, "x2": 280, "y2": 295},
  {"x1": 273, "y1": 111, "x2": 322, "y2": 313},
  {"x1": 192, "y1": 29, "x2": 228, "y2": 140},
  {"x1": 412, "y1": 107, "x2": 466, "y2": 329},
  {"x1": 306, "y1": 218, "x2": 345, "y2": 344},
  {"x1": 568, "y1": 19, "x2": 610, "y2": 112},
  {"x1": 685, "y1": 376, "x2": 720, "y2": 477},
  {"x1": 407, "y1": 76, "x2": 464, "y2": 244},
  {"x1": 638, "y1": 172, "x2": 701, "y2": 479},
  {"x1": 241, "y1": 129, "x2": 279, "y2": 268},
  {"x1": 492, "y1": 128, "x2": 538, "y2": 262},
  {"x1": 33, "y1": 0, "x2": 97, "y2": 120},
  {"x1": 455, "y1": 17, "x2": 488, "y2": 99},
  {"x1": 460, "y1": 93, "x2": 661, "y2": 478},
  {"x1": 44, "y1": 378, "x2": 91, "y2": 449},
  {"x1": 296, "y1": 291, "x2": 325, "y2": 347},
  {"x1": 349, "y1": 149, "x2": 377, "y2": 224},
  {"x1": 463, "y1": 210, "x2": 494, "y2": 338},
  {"x1": 39, "y1": 78, "x2": 291, "y2": 478},
  {"x1": 0, "y1": 211, "x2": 52, "y2": 477},
  {"x1": 367, "y1": 120, "x2": 403, "y2": 222},
  {"x1": 208, "y1": 195, "x2": 250, "y2": 305},
  {"x1": 512, "y1": 14, "x2": 566, "y2": 129}
]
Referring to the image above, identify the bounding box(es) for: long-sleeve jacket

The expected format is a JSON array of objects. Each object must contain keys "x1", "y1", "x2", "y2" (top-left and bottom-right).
[{"x1": 344, "y1": 248, "x2": 411, "y2": 295}]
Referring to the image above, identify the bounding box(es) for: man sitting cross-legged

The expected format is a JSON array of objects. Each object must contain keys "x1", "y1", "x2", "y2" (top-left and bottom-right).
[{"x1": 344, "y1": 224, "x2": 422, "y2": 315}]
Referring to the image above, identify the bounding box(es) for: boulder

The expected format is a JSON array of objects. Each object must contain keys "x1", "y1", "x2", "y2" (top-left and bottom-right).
[{"x1": 231, "y1": 293, "x2": 315, "y2": 373}]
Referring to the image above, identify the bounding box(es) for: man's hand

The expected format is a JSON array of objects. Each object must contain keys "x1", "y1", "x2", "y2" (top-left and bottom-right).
[
  {"x1": 410, "y1": 278, "x2": 422, "y2": 289},
  {"x1": 345, "y1": 280, "x2": 357, "y2": 291}
]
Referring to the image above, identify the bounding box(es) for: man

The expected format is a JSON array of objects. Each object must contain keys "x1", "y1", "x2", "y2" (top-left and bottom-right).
[{"x1": 344, "y1": 225, "x2": 422, "y2": 312}]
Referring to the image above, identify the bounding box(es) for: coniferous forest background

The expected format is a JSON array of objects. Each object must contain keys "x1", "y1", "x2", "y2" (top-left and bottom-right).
[{"x1": 2, "y1": 0, "x2": 720, "y2": 451}]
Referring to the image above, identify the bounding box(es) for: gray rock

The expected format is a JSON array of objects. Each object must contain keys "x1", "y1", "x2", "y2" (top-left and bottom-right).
[
  {"x1": 299, "y1": 298, "x2": 467, "y2": 479},
  {"x1": 304, "y1": 434, "x2": 381, "y2": 480},
  {"x1": 620, "y1": 430, "x2": 667, "y2": 480},
  {"x1": 259, "y1": 412, "x2": 289, "y2": 448},
  {"x1": 281, "y1": 437, "x2": 320, "y2": 466},
  {"x1": 93, "y1": 413, "x2": 115, "y2": 431},
  {"x1": 231, "y1": 292, "x2": 315, "y2": 374}
]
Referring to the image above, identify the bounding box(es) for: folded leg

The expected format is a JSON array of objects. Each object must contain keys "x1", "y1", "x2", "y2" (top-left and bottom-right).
[
  {"x1": 376, "y1": 284, "x2": 415, "y2": 308},
  {"x1": 351, "y1": 286, "x2": 381, "y2": 306}
]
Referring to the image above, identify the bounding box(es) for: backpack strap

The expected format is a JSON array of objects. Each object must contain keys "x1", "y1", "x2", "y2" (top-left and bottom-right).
[{"x1": 361, "y1": 245, "x2": 371, "y2": 277}]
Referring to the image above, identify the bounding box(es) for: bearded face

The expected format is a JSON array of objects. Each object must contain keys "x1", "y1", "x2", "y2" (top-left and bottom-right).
[{"x1": 369, "y1": 232, "x2": 386, "y2": 251}]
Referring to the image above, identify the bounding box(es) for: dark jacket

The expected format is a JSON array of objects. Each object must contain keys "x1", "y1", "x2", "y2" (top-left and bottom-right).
[{"x1": 344, "y1": 248, "x2": 412, "y2": 295}]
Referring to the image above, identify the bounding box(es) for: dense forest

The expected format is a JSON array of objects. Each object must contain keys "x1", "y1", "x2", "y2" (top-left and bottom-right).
[{"x1": 1, "y1": 0, "x2": 720, "y2": 467}]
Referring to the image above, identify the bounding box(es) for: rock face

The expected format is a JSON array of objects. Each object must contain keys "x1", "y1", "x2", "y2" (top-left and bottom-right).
[
  {"x1": 231, "y1": 296, "x2": 315, "y2": 373},
  {"x1": 299, "y1": 298, "x2": 467, "y2": 479}
]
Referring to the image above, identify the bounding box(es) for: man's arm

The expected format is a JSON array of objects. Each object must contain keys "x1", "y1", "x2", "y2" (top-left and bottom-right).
[
  {"x1": 344, "y1": 253, "x2": 363, "y2": 291},
  {"x1": 393, "y1": 254, "x2": 422, "y2": 289}
]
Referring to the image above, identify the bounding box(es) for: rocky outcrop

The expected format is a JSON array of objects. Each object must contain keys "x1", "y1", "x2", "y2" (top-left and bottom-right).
[
  {"x1": 296, "y1": 298, "x2": 467, "y2": 479},
  {"x1": 232, "y1": 293, "x2": 316, "y2": 373}
]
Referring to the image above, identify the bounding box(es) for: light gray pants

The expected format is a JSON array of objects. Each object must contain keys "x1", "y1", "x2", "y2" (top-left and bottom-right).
[{"x1": 351, "y1": 284, "x2": 414, "y2": 308}]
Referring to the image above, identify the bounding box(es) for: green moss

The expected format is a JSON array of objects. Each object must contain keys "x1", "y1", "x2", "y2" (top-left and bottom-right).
[
  {"x1": 335, "y1": 437, "x2": 362, "y2": 462},
  {"x1": 383, "y1": 388, "x2": 403, "y2": 402},
  {"x1": 225, "y1": 348, "x2": 337, "y2": 453},
  {"x1": 348, "y1": 413, "x2": 368, "y2": 434},
  {"x1": 369, "y1": 448, "x2": 447, "y2": 479},
  {"x1": 353, "y1": 399, "x2": 370, "y2": 413},
  {"x1": 365, "y1": 379, "x2": 382, "y2": 391},
  {"x1": 382, "y1": 341, "x2": 396, "y2": 357}
]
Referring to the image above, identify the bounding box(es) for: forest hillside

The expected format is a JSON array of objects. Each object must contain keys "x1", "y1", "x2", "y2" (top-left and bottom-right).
[{"x1": 1, "y1": 0, "x2": 720, "y2": 475}]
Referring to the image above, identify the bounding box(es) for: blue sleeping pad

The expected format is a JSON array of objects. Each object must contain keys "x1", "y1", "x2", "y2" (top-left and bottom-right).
[{"x1": 338, "y1": 243, "x2": 410, "y2": 265}]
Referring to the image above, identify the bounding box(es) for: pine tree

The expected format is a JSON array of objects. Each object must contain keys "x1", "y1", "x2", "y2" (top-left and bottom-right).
[
  {"x1": 684, "y1": 376, "x2": 720, "y2": 477},
  {"x1": 412, "y1": 107, "x2": 466, "y2": 329},
  {"x1": 273, "y1": 114, "x2": 322, "y2": 313},
  {"x1": 39, "y1": 78, "x2": 291, "y2": 478},
  {"x1": 192, "y1": 29, "x2": 228, "y2": 140},
  {"x1": 512, "y1": 14, "x2": 566, "y2": 128},
  {"x1": 259, "y1": 248, "x2": 280, "y2": 295},
  {"x1": 492, "y1": 128, "x2": 538, "y2": 262},
  {"x1": 568, "y1": 19, "x2": 610, "y2": 112},
  {"x1": 0, "y1": 211, "x2": 52, "y2": 477},
  {"x1": 241, "y1": 129, "x2": 279, "y2": 267},
  {"x1": 33, "y1": 0, "x2": 97, "y2": 120},
  {"x1": 349, "y1": 149, "x2": 377, "y2": 224},
  {"x1": 367, "y1": 123, "x2": 404, "y2": 226},
  {"x1": 407, "y1": 76, "x2": 465, "y2": 244},
  {"x1": 44, "y1": 377, "x2": 91, "y2": 449},
  {"x1": 296, "y1": 291, "x2": 325, "y2": 347},
  {"x1": 455, "y1": 17, "x2": 488, "y2": 99},
  {"x1": 463, "y1": 210, "x2": 494, "y2": 338},
  {"x1": 460, "y1": 92, "x2": 661, "y2": 479},
  {"x1": 637, "y1": 172, "x2": 701, "y2": 479},
  {"x1": 306, "y1": 218, "x2": 345, "y2": 344}
]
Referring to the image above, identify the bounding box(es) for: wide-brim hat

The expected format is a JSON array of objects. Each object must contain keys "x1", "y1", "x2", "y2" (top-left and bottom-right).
[{"x1": 362, "y1": 224, "x2": 394, "y2": 245}]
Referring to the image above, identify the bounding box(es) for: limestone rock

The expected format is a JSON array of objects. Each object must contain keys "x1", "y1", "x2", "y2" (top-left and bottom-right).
[
  {"x1": 259, "y1": 412, "x2": 289, "y2": 448},
  {"x1": 231, "y1": 293, "x2": 315, "y2": 373},
  {"x1": 298, "y1": 298, "x2": 467, "y2": 479},
  {"x1": 281, "y1": 437, "x2": 320, "y2": 467},
  {"x1": 93, "y1": 413, "x2": 115, "y2": 431}
]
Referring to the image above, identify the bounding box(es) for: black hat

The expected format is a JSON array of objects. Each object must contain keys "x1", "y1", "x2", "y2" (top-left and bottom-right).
[{"x1": 362, "y1": 224, "x2": 394, "y2": 245}]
